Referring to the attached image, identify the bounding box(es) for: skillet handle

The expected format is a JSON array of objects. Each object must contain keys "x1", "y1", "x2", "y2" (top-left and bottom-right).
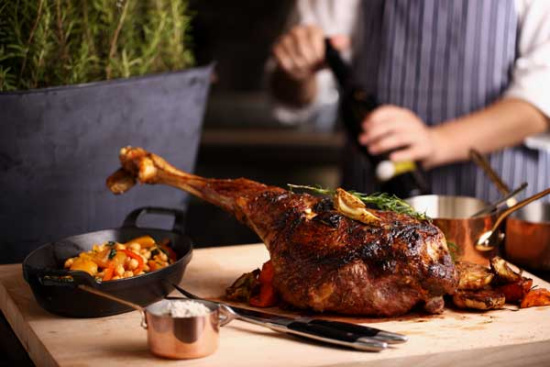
[
  {"x1": 123, "y1": 207, "x2": 186, "y2": 234},
  {"x1": 34, "y1": 268, "x2": 98, "y2": 288}
]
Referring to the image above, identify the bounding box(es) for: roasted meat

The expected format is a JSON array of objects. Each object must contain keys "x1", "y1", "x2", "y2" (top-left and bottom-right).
[{"x1": 107, "y1": 147, "x2": 458, "y2": 316}]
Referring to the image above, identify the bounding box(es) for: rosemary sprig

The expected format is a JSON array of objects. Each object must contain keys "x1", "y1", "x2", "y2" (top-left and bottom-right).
[
  {"x1": 288, "y1": 184, "x2": 430, "y2": 221},
  {"x1": 288, "y1": 184, "x2": 333, "y2": 195},
  {"x1": 0, "y1": 0, "x2": 195, "y2": 91}
]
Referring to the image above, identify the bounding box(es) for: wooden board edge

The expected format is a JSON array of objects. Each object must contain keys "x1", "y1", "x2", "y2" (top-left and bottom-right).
[
  {"x1": 0, "y1": 270, "x2": 59, "y2": 367},
  {"x1": 320, "y1": 340, "x2": 550, "y2": 367}
]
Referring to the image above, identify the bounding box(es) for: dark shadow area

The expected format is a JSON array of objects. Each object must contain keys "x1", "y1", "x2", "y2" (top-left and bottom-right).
[{"x1": 0, "y1": 311, "x2": 35, "y2": 367}]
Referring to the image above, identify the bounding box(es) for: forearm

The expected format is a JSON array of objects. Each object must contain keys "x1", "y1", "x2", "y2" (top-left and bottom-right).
[
  {"x1": 269, "y1": 66, "x2": 318, "y2": 108},
  {"x1": 428, "y1": 98, "x2": 549, "y2": 168}
]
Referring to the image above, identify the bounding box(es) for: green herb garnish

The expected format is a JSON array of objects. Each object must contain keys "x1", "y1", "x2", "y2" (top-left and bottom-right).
[
  {"x1": 107, "y1": 241, "x2": 116, "y2": 247},
  {"x1": 288, "y1": 184, "x2": 430, "y2": 221},
  {"x1": 447, "y1": 241, "x2": 459, "y2": 263},
  {"x1": 157, "y1": 246, "x2": 170, "y2": 258},
  {"x1": 108, "y1": 248, "x2": 117, "y2": 260}
]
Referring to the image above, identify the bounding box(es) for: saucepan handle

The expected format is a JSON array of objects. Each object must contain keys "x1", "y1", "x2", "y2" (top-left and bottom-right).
[
  {"x1": 219, "y1": 304, "x2": 238, "y2": 327},
  {"x1": 122, "y1": 206, "x2": 186, "y2": 234}
]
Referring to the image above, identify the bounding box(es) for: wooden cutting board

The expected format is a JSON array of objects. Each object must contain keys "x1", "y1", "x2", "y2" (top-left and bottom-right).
[{"x1": 1, "y1": 243, "x2": 550, "y2": 367}]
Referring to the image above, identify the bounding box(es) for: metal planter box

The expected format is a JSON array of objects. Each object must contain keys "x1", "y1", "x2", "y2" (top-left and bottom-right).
[{"x1": 0, "y1": 65, "x2": 213, "y2": 263}]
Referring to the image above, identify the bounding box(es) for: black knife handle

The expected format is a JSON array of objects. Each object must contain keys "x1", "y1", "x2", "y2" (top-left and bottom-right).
[
  {"x1": 285, "y1": 321, "x2": 386, "y2": 352},
  {"x1": 309, "y1": 320, "x2": 379, "y2": 337},
  {"x1": 288, "y1": 321, "x2": 360, "y2": 342},
  {"x1": 309, "y1": 320, "x2": 407, "y2": 344}
]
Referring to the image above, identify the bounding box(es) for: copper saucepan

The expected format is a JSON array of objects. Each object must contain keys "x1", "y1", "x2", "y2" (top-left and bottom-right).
[
  {"x1": 405, "y1": 195, "x2": 498, "y2": 265},
  {"x1": 505, "y1": 201, "x2": 550, "y2": 271},
  {"x1": 468, "y1": 149, "x2": 550, "y2": 270}
]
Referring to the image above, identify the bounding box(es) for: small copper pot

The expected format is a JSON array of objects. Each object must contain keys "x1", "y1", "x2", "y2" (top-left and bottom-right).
[
  {"x1": 505, "y1": 201, "x2": 550, "y2": 271},
  {"x1": 144, "y1": 299, "x2": 226, "y2": 359},
  {"x1": 79, "y1": 285, "x2": 232, "y2": 360},
  {"x1": 406, "y1": 195, "x2": 499, "y2": 265}
]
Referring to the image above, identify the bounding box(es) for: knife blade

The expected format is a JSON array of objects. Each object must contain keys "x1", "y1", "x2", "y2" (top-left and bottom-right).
[{"x1": 231, "y1": 306, "x2": 406, "y2": 344}]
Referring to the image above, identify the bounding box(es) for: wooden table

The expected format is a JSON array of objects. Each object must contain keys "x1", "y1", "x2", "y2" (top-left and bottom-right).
[{"x1": 1, "y1": 244, "x2": 550, "y2": 367}]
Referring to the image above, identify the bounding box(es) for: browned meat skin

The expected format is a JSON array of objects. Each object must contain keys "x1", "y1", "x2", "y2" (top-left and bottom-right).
[{"x1": 108, "y1": 147, "x2": 458, "y2": 316}]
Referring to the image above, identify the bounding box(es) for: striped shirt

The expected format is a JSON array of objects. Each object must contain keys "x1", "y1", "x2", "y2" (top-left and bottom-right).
[{"x1": 276, "y1": 0, "x2": 550, "y2": 202}]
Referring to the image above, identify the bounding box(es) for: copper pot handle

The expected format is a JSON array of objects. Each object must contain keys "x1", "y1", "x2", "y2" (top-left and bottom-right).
[
  {"x1": 475, "y1": 187, "x2": 550, "y2": 252},
  {"x1": 78, "y1": 284, "x2": 148, "y2": 328}
]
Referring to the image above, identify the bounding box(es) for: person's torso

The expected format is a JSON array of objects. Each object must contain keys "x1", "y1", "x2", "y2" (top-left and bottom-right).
[{"x1": 343, "y1": 0, "x2": 549, "y2": 203}]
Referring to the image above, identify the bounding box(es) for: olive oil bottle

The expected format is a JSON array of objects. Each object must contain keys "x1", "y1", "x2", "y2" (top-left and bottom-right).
[{"x1": 324, "y1": 39, "x2": 430, "y2": 198}]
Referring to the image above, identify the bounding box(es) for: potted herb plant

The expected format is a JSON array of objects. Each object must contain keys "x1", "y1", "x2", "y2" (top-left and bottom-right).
[{"x1": 0, "y1": 0, "x2": 212, "y2": 262}]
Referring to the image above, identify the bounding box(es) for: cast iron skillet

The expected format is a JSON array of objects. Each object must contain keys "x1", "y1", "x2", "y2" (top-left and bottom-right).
[{"x1": 22, "y1": 207, "x2": 193, "y2": 318}]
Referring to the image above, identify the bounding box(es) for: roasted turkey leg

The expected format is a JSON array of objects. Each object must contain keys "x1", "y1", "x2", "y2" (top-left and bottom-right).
[{"x1": 107, "y1": 147, "x2": 458, "y2": 316}]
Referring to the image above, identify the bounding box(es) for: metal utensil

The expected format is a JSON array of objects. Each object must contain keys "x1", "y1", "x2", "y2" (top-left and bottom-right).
[
  {"x1": 79, "y1": 285, "x2": 226, "y2": 359},
  {"x1": 475, "y1": 188, "x2": 550, "y2": 252},
  {"x1": 470, "y1": 149, "x2": 517, "y2": 206},
  {"x1": 470, "y1": 182, "x2": 528, "y2": 218},
  {"x1": 173, "y1": 284, "x2": 407, "y2": 351}
]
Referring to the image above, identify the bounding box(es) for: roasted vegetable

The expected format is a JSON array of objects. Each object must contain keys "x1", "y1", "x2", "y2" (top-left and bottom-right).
[
  {"x1": 102, "y1": 263, "x2": 115, "y2": 281},
  {"x1": 158, "y1": 240, "x2": 178, "y2": 262},
  {"x1": 490, "y1": 257, "x2": 521, "y2": 284},
  {"x1": 121, "y1": 250, "x2": 144, "y2": 274},
  {"x1": 226, "y1": 261, "x2": 279, "y2": 307},
  {"x1": 452, "y1": 289, "x2": 506, "y2": 311},
  {"x1": 125, "y1": 235, "x2": 156, "y2": 248},
  {"x1": 495, "y1": 278, "x2": 533, "y2": 304},
  {"x1": 250, "y1": 261, "x2": 278, "y2": 308},
  {"x1": 226, "y1": 269, "x2": 260, "y2": 302},
  {"x1": 520, "y1": 288, "x2": 550, "y2": 308},
  {"x1": 63, "y1": 236, "x2": 173, "y2": 282},
  {"x1": 250, "y1": 283, "x2": 277, "y2": 308},
  {"x1": 456, "y1": 262, "x2": 494, "y2": 290},
  {"x1": 69, "y1": 258, "x2": 98, "y2": 276}
]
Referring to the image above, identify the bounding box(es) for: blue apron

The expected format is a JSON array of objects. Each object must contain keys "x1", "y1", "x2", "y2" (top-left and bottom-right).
[{"x1": 344, "y1": 0, "x2": 550, "y2": 202}]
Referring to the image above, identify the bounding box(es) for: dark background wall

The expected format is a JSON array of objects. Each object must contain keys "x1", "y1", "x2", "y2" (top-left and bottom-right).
[
  {"x1": 185, "y1": 0, "x2": 343, "y2": 247},
  {"x1": 190, "y1": 0, "x2": 294, "y2": 92}
]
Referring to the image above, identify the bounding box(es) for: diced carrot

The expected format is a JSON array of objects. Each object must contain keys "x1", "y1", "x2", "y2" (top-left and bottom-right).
[
  {"x1": 520, "y1": 288, "x2": 550, "y2": 308},
  {"x1": 103, "y1": 262, "x2": 115, "y2": 281},
  {"x1": 249, "y1": 283, "x2": 277, "y2": 308},
  {"x1": 258, "y1": 260, "x2": 274, "y2": 284},
  {"x1": 148, "y1": 260, "x2": 157, "y2": 272}
]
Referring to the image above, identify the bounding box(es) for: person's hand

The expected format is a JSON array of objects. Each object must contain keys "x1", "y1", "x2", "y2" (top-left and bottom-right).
[
  {"x1": 358, "y1": 105, "x2": 445, "y2": 169},
  {"x1": 272, "y1": 25, "x2": 325, "y2": 81},
  {"x1": 273, "y1": 25, "x2": 350, "y2": 81}
]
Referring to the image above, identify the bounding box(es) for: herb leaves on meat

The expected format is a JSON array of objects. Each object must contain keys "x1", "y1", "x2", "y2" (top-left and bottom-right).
[{"x1": 288, "y1": 184, "x2": 429, "y2": 221}]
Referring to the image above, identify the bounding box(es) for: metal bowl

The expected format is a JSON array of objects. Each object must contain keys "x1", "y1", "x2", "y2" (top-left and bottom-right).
[
  {"x1": 406, "y1": 195, "x2": 498, "y2": 265},
  {"x1": 505, "y1": 201, "x2": 550, "y2": 271}
]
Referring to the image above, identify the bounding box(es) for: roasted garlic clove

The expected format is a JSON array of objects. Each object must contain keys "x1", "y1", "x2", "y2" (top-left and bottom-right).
[{"x1": 333, "y1": 188, "x2": 380, "y2": 224}]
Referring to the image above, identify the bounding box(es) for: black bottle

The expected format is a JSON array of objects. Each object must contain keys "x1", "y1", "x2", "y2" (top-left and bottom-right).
[{"x1": 324, "y1": 39, "x2": 431, "y2": 198}]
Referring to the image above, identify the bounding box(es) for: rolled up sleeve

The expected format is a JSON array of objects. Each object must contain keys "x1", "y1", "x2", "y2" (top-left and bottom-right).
[{"x1": 505, "y1": 0, "x2": 550, "y2": 119}]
